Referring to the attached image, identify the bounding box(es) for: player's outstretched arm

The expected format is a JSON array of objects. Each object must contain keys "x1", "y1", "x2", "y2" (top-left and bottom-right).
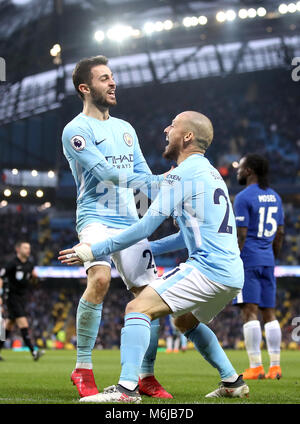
[
  {"x1": 58, "y1": 169, "x2": 186, "y2": 264},
  {"x1": 236, "y1": 227, "x2": 248, "y2": 251},
  {"x1": 273, "y1": 225, "x2": 284, "y2": 258},
  {"x1": 58, "y1": 212, "x2": 166, "y2": 265},
  {"x1": 62, "y1": 125, "x2": 165, "y2": 193},
  {"x1": 150, "y1": 231, "x2": 186, "y2": 256}
]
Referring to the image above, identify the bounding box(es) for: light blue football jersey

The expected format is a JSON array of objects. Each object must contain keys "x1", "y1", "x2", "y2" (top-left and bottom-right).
[
  {"x1": 148, "y1": 154, "x2": 244, "y2": 288},
  {"x1": 92, "y1": 154, "x2": 244, "y2": 289},
  {"x1": 62, "y1": 113, "x2": 161, "y2": 233}
]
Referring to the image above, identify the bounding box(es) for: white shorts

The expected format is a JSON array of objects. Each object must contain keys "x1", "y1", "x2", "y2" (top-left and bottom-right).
[
  {"x1": 78, "y1": 222, "x2": 158, "y2": 290},
  {"x1": 150, "y1": 262, "x2": 241, "y2": 324}
]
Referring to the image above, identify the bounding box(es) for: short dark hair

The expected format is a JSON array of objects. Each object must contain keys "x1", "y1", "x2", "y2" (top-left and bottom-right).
[
  {"x1": 244, "y1": 153, "x2": 269, "y2": 189},
  {"x1": 72, "y1": 55, "x2": 109, "y2": 99},
  {"x1": 15, "y1": 241, "x2": 30, "y2": 248}
]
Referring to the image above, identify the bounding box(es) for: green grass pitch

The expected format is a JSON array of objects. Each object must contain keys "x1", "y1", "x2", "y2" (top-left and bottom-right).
[{"x1": 0, "y1": 349, "x2": 299, "y2": 404}]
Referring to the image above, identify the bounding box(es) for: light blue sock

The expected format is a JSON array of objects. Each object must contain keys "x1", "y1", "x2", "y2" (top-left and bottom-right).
[
  {"x1": 76, "y1": 297, "x2": 103, "y2": 366},
  {"x1": 140, "y1": 318, "x2": 160, "y2": 377},
  {"x1": 119, "y1": 312, "x2": 151, "y2": 385},
  {"x1": 180, "y1": 334, "x2": 187, "y2": 349},
  {"x1": 185, "y1": 323, "x2": 236, "y2": 380}
]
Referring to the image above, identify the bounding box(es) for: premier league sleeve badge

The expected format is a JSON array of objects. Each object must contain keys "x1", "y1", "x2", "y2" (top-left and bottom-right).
[{"x1": 70, "y1": 135, "x2": 86, "y2": 151}]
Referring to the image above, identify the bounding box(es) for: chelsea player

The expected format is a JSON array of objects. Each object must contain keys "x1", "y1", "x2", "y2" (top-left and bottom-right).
[
  {"x1": 60, "y1": 111, "x2": 250, "y2": 402},
  {"x1": 62, "y1": 55, "x2": 172, "y2": 399},
  {"x1": 233, "y1": 154, "x2": 284, "y2": 380}
]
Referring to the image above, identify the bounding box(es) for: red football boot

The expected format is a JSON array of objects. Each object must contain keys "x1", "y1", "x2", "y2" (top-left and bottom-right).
[
  {"x1": 71, "y1": 368, "x2": 99, "y2": 398},
  {"x1": 138, "y1": 376, "x2": 173, "y2": 399}
]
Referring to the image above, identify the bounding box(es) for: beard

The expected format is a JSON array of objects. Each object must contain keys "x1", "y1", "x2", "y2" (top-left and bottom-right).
[
  {"x1": 89, "y1": 86, "x2": 117, "y2": 109},
  {"x1": 163, "y1": 142, "x2": 180, "y2": 162}
]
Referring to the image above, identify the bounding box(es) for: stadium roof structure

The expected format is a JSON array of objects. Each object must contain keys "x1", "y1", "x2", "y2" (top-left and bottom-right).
[{"x1": 0, "y1": 0, "x2": 299, "y2": 83}]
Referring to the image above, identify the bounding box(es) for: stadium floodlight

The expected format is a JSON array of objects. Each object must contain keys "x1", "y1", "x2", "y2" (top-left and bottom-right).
[
  {"x1": 4, "y1": 189, "x2": 12, "y2": 197},
  {"x1": 143, "y1": 21, "x2": 155, "y2": 34},
  {"x1": 257, "y1": 7, "x2": 267, "y2": 17},
  {"x1": 278, "y1": 3, "x2": 288, "y2": 13},
  {"x1": 226, "y1": 10, "x2": 237, "y2": 21},
  {"x1": 107, "y1": 25, "x2": 134, "y2": 42},
  {"x1": 190, "y1": 16, "x2": 199, "y2": 26},
  {"x1": 297, "y1": 1, "x2": 300, "y2": 11},
  {"x1": 20, "y1": 189, "x2": 28, "y2": 197},
  {"x1": 12, "y1": 0, "x2": 31, "y2": 4},
  {"x1": 48, "y1": 170, "x2": 55, "y2": 178},
  {"x1": 0, "y1": 200, "x2": 8, "y2": 208},
  {"x1": 287, "y1": 2, "x2": 297, "y2": 12},
  {"x1": 163, "y1": 20, "x2": 174, "y2": 30},
  {"x1": 94, "y1": 30, "x2": 105, "y2": 42},
  {"x1": 183, "y1": 17, "x2": 192, "y2": 27},
  {"x1": 50, "y1": 44, "x2": 61, "y2": 57},
  {"x1": 183, "y1": 16, "x2": 198, "y2": 27},
  {"x1": 216, "y1": 11, "x2": 226, "y2": 22},
  {"x1": 154, "y1": 21, "x2": 164, "y2": 31},
  {"x1": 131, "y1": 29, "x2": 141, "y2": 37},
  {"x1": 238, "y1": 9, "x2": 248, "y2": 19},
  {"x1": 247, "y1": 8, "x2": 257, "y2": 18},
  {"x1": 198, "y1": 16, "x2": 208, "y2": 25},
  {"x1": 36, "y1": 189, "x2": 44, "y2": 198},
  {"x1": 12, "y1": 168, "x2": 18, "y2": 175},
  {"x1": 31, "y1": 169, "x2": 38, "y2": 177}
]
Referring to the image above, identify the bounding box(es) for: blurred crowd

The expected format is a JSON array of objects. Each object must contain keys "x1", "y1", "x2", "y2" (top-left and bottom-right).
[
  {"x1": 114, "y1": 69, "x2": 300, "y2": 188},
  {"x1": 0, "y1": 68, "x2": 300, "y2": 351},
  {"x1": 1, "y1": 201, "x2": 300, "y2": 267},
  {"x1": 1, "y1": 284, "x2": 299, "y2": 351}
]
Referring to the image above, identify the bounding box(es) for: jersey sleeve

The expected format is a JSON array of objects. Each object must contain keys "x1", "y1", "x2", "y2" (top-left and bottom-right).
[
  {"x1": 234, "y1": 193, "x2": 250, "y2": 227},
  {"x1": 62, "y1": 124, "x2": 106, "y2": 172},
  {"x1": 131, "y1": 129, "x2": 162, "y2": 200},
  {"x1": 277, "y1": 196, "x2": 284, "y2": 226},
  {"x1": 62, "y1": 123, "x2": 163, "y2": 190},
  {"x1": 91, "y1": 212, "x2": 166, "y2": 258},
  {"x1": 147, "y1": 168, "x2": 189, "y2": 218},
  {"x1": 0, "y1": 260, "x2": 15, "y2": 278},
  {"x1": 150, "y1": 231, "x2": 186, "y2": 255},
  {"x1": 133, "y1": 129, "x2": 152, "y2": 175},
  {"x1": 90, "y1": 163, "x2": 189, "y2": 259}
]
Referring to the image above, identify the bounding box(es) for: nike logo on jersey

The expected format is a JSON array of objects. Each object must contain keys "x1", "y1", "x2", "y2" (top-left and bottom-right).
[{"x1": 95, "y1": 139, "x2": 106, "y2": 145}]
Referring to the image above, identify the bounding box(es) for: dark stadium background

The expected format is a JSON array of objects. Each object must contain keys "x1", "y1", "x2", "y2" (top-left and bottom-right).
[{"x1": 0, "y1": 0, "x2": 299, "y2": 352}]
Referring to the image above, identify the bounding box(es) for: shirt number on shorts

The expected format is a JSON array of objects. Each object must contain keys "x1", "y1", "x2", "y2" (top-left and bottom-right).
[
  {"x1": 143, "y1": 249, "x2": 156, "y2": 271},
  {"x1": 213, "y1": 188, "x2": 233, "y2": 234}
]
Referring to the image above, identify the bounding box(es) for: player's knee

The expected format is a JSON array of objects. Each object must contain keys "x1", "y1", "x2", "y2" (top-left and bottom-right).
[
  {"x1": 241, "y1": 303, "x2": 258, "y2": 322},
  {"x1": 173, "y1": 313, "x2": 199, "y2": 334},
  {"x1": 125, "y1": 298, "x2": 141, "y2": 315},
  {"x1": 125, "y1": 298, "x2": 156, "y2": 320},
  {"x1": 86, "y1": 267, "x2": 111, "y2": 301},
  {"x1": 261, "y1": 307, "x2": 276, "y2": 323}
]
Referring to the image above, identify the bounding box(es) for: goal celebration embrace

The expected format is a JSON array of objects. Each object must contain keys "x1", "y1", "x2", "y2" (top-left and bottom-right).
[
  {"x1": 3, "y1": 3, "x2": 300, "y2": 406},
  {"x1": 59, "y1": 61, "x2": 250, "y2": 402}
]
